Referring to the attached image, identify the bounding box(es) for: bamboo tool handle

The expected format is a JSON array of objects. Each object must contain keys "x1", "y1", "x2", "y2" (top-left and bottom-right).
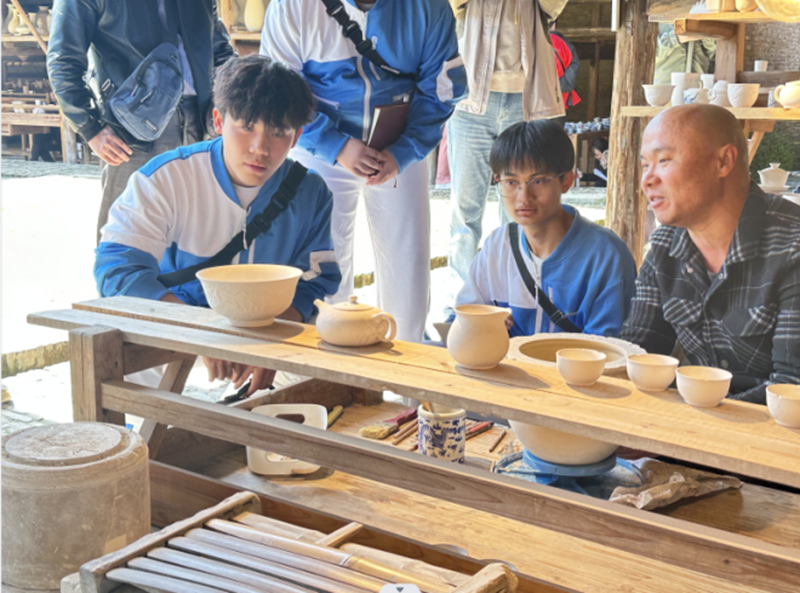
[
  {"x1": 316, "y1": 522, "x2": 364, "y2": 547},
  {"x1": 128, "y1": 556, "x2": 269, "y2": 593},
  {"x1": 451, "y1": 563, "x2": 518, "y2": 593},
  {"x1": 465, "y1": 422, "x2": 494, "y2": 441},
  {"x1": 234, "y1": 512, "x2": 325, "y2": 542},
  {"x1": 149, "y1": 547, "x2": 320, "y2": 593},
  {"x1": 392, "y1": 421, "x2": 418, "y2": 445},
  {"x1": 185, "y1": 529, "x2": 388, "y2": 592},
  {"x1": 106, "y1": 567, "x2": 226, "y2": 593},
  {"x1": 169, "y1": 536, "x2": 372, "y2": 593},
  {"x1": 200, "y1": 523, "x2": 452, "y2": 593},
  {"x1": 393, "y1": 424, "x2": 418, "y2": 446},
  {"x1": 489, "y1": 428, "x2": 507, "y2": 453}
]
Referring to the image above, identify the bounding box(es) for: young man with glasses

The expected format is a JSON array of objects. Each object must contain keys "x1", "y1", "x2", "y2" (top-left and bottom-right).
[{"x1": 454, "y1": 120, "x2": 637, "y2": 337}]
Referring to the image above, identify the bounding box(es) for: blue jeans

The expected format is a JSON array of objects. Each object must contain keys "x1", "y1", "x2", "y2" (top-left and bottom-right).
[{"x1": 447, "y1": 92, "x2": 524, "y2": 281}]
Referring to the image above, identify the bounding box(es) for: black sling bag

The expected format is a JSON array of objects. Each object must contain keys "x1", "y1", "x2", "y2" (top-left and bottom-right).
[
  {"x1": 320, "y1": 0, "x2": 417, "y2": 80},
  {"x1": 156, "y1": 162, "x2": 308, "y2": 289},
  {"x1": 508, "y1": 223, "x2": 581, "y2": 333}
]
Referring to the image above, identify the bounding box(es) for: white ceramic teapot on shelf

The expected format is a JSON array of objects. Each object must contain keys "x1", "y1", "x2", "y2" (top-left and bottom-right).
[
  {"x1": 759, "y1": 163, "x2": 790, "y2": 190},
  {"x1": 314, "y1": 295, "x2": 397, "y2": 347},
  {"x1": 774, "y1": 81, "x2": 800, "y2": 108}
]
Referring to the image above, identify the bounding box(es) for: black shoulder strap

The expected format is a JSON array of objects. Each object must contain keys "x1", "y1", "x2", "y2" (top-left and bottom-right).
[
  {"x1": 156, "y1": 161, "x2": 308, "y2": 289},
  {"x1": 320, "y1": 0, "x2": 416, "y2": 80},
  {"x1": 508, "y1": 223, "x2": 582, "y2": 333}
]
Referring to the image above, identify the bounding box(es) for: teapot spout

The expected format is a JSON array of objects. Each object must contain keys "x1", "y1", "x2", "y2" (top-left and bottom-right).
[{"x1": 314, "y1": 299, "x2": 329, "y2": 311}]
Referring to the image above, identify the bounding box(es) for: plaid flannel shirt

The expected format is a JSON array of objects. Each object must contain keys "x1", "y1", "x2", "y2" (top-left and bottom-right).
[{"x1": 621, "y1": 184, "x2": 800, "y2": 404}]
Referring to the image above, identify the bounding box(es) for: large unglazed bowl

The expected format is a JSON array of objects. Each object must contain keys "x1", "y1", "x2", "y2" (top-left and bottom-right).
[
  {"x1": 508, "y1": 421, "x2": 618, "y2": 465},
  {"x1": 508, "y1": 334, "x2": 645, "y2": 375},
  {"x1": 197, "y1": 264, "x2": 302, "y2": 327}
]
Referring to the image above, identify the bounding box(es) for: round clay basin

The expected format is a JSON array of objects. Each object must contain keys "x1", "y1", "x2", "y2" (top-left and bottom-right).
[
  {"x1": 508, "y1": 421, "x2": 618, "y2": 465},
  {"x1": 508, "y1": 334, "x2": 645, "y2": 374}
]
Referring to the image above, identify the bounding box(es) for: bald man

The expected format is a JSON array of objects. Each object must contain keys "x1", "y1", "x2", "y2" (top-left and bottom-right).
[{"x1": 621, "y1": 104, "x2": 800, "y2": 404}]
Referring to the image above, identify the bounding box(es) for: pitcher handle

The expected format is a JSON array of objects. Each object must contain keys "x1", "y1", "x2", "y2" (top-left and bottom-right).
[{"x1": 373, "y1": 312, "x2": 397, "y2": 343}]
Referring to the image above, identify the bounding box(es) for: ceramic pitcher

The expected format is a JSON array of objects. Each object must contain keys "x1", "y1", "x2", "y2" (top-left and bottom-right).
[
  {"x1": 447, "y1": 304, "x2": 510, "y2": 370},
  {"x1": 670, "y1": 73, "x2": 700, "y2": 106}
]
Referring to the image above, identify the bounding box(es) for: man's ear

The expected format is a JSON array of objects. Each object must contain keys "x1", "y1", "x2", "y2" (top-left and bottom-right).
[
  {"x1": 718, "y1": 143, "x2": 738, "y2": 178},
  {"x1": 560, "y1": 170, "x2": 575, "y2": 191},
  {"x1": 291, "y1": 127, "x2": 303, "y2": 149},
  {"x1": 212, "y1": 108, "x2": 224, "y2": 136}
]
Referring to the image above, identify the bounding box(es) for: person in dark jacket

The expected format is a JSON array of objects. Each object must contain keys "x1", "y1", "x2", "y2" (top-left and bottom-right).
[{"x1": 46, "y1": 0, "x2": 235, "y2": 241}]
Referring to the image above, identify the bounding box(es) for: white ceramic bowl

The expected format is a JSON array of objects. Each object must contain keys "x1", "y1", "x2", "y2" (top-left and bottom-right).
[
  {"x1": 627, "y1": 353, "x2": 679, "y2": 392},
  {"x1": 509, "y1": 421, "x2": 618, "y2": 465},
  {"x1": 727, "y1": 83, "x2": 760, "y2": 108},
  {"x1": 766, "y1": 384, "x2": 800, "y2": 428},
  {"x1": 556, "y1": 349, "x2": 606, "y2": 386},
  {"x1": 642, "y1": 84, "x2": 674, "y2": 107},
  {"x1": 197, "y1": 264, "x2": 302, "y2": 327},
  {"x1": 675, "y1": 366, "x2": 732, "y2": 407}
]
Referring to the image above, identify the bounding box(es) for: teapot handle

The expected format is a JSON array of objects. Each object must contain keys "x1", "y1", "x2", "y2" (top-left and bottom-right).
[
  {"x1": 373, "y1": 312, "x2": 397, "y2": 343},
  {"x1": 774, "y1": 85, "x2": 784, "y2": 105}
]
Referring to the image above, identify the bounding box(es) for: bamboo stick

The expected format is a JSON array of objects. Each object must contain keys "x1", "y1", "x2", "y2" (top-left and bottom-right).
[
  {"x1": 148, "y1": 547, "x2": 318, "y2": 593},
  {"x1": 393, "y1": 423, "x2": 418, "y2": 445},
  {"x1": 316, "y1": 522, "x2": 364, "y2": 547},
  {"x1": 233, "y1": 512, "x2": 325, "y2": 542},
  {"x1": 341, "y1": 544, "x2": 471, "y2": 588},
  {"x1": 489, "y1": 429, "x2": 507, "y2": 453},
  {"x1": 184, "y1": 529, "x2": 388, "y2": 591},
  {"x1": 451, "y1": 563, "x2": 517, "y2": 593},
  {"x1": 128, "y1": 557, "x2": 267, "y2": 593},
  {"x1": 169, "y1": 536, "x2": 373, "y2": 593},
  {"x1": 205, "y1": 520, "x2": 453, "y2": 593},
  {"x1": 107, "y1": 567, "x2": 226, "y2": 593}
]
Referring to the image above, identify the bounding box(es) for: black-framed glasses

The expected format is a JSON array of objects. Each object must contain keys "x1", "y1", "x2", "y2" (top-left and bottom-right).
[{"x1": 496, "y1": 173, "x2": 566, "y2": 198}]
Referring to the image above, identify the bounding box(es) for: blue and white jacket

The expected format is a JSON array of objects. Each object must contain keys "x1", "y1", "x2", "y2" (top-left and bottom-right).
[
  {"x1": 260, "y1": 0, "x2": 468, "y2": 173},
  {"x1": 95, "y1": 138, "x2": 341, "y2": 321},
  {"x1": 456, "y1": 207, "x2": 638, "y2": 337}
]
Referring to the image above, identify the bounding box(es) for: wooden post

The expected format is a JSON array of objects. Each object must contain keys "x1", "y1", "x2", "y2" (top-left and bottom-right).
[
  {"x1": 68, "y1": 326, "x2": 125, "y2": 425},
  {"x1": 587, "y1": 5, "x2": 602, "y2": 120},
  {"x1": 715, "y1": 23, "x2": 745, "y2": 83},
  {"x1": 60, "y1": 111, "x2": 79, "y2": 164},
  {"x1": 605, "y1": 0, "x2": 657, "y2": 267}
]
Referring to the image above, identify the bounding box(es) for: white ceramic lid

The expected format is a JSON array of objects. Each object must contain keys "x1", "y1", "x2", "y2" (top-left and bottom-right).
[{"x1": 331, "y1": 295, "x2": 375, "y2": 312}]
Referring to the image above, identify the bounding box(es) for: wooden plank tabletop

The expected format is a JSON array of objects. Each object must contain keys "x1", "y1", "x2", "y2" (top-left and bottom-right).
[
  {"x1": 621, "y1": 106, "x2": 800, "y2": 120},
  {"x1": 28, "y1": 299, "x2": 800, "y2": 490}
]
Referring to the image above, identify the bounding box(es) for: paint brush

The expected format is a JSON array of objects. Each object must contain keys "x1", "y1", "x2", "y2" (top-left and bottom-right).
[{"x1": 358, "y1": 408, "x2": 416, "y2": 440}]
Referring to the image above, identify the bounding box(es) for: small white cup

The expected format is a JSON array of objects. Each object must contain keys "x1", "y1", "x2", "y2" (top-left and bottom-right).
[
  {"x1": 627, "y1": 354, "x2": 680, "y2": 392},
  {"x1": 766, "y1": 384, "x2": 800, "y2": 428},
  {"x1": 727, "y1": 83, "x2": 760, "y2": 108},
  {"x1": 643, "y1": 84, "x2": 674, "y2": 107},
  {"x1": 754, "y1": 60, "x2": 768, "y2": 72},
  {"x1": 676, "y1": 366, "x2": 732, "y2": 407},
  {"x1": 684, "y1": 87, "x2": 716, "y2": 105},
  {"x1": 556, "y1": 349, "x2": 607, "y2": 387},
  {"x1": 701, "y1": 73, "x2": 715, "y2": 90}
]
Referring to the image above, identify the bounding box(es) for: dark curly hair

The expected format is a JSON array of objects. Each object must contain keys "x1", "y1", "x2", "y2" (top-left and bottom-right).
[{"x1": 214, "y1": 54, "x2": 314, "y2": 130}]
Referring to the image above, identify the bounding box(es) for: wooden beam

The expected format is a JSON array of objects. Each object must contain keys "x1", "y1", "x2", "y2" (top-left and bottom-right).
[
  {"x1": 9, "y1": 0, "x2": 47, "y2": 53},
  {"x1": 61, "y1": 112, "x2": 78, "y2": 164},
  {"x1": 99, "y1": 381, "x2": 800, "y2": 593},
  {"x1": 748, "y1": 130, "x2": 766, "y2": 164},
  {"x1": 587, "y1": 6, "x2": 603, "y2": 120},
  {"x1": 123, "y1": 343, "x2": 194, "y2": 375},
  {"x1": 620, "y1": 106, "x2": 800, "y2": 120},
  {"x1": 715, "y1": 23, "x2": 745, "y2": 83},
  {"x1": 557, "y1": 27, "x2": 617, "y2": 42},
  {"x1": 68, "y1": 326, "x2": 125, "y2": 424},
  {"x1": 674, "y1": 18, "x2": 737, "y2": 40},
  {"x1": 606, "y1": 0, "x2": 657, "y2": 267}
]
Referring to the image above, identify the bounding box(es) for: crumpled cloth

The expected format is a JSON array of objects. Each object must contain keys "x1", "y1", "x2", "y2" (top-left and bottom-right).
[{"x1": 609, "y1": 458, "x2": 742, "y2": 510}]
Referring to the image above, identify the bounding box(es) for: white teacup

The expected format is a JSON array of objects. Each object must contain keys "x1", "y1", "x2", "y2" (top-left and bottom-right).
[
  {"x1": 727, "y1": 83, "x2": 760, "y2": 108},
  {"x1": 627, "y1": 354, "x2": 679, "y2": 392},
  {"x1": 556, "y1": 348, "x2": 607, "y2": 387},
  {"x1": 766, "y1": 384, "x2": 800, "y2": 428},
  {"x1": 684, "y1": 87, "x2": 716, "y2": 105},
  {"x1": 643, "y1": 84, "x2": 674, "y2": 107},
  {"x1": 676, "y1": 366, "x2": 732, "y2": 407}
]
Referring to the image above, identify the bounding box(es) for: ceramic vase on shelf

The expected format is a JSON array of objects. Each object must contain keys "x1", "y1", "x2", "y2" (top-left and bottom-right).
[
  {"x1": 15, "y1": 11, "x2": 31, "y2": 35},
  {"x1": 6, "y1": 4, "x2": 20, "y2": 34},
  {"x1": 34, "y1": 5, "x2": 48, "y2": 34},
  {"x1": 243, "y1": 0, "x2": 265, "y2": 32}
]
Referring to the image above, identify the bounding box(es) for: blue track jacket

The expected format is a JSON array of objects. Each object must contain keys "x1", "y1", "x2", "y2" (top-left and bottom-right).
[
  {"x1": 260, "y1": 0, "x2": 468, "y2": 173},
  {"x1": 95, "y1": 138, "x2": 342, "y2": 321},
  {"x1": 457, "y1": 207, "x2": 638, "y2": 337}
]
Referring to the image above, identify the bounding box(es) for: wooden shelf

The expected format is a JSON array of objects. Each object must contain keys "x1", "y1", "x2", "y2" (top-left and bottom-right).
[
  {"x1": 648, "y1": 11, "x2": 773, "y2": 24},
  {"x1": 2, "y1": 34, "x2": 49, "y2": 42},
  {"x1": 229, "y1": 30, "x2": 260, "y2": 42},
  {"x1": 621, "y1": 106, "x2": 800, "y2": 120}
]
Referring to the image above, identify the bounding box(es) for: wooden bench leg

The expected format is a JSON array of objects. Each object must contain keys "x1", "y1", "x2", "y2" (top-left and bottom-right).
[
  {"x1": 68, "y1": 326, "x2": 125, "y2": 425},
  {"x1": 139, "y1": 356, "x2": 197, "y2": 459}
]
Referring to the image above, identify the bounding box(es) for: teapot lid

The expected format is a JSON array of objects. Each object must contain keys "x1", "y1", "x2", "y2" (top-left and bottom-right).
[{"x1": 332, "y1": 295, "x2": 375, "y2": 312}]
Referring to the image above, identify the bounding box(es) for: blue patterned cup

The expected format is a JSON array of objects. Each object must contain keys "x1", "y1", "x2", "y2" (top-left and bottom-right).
[{"x1": 418, "y1": 405, "x2": 466, "y2": 463}]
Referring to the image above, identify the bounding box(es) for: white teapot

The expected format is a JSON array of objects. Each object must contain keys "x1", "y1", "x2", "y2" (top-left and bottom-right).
[
  {"x1": 314, "y1": 295, "x2": 397, "y2": 347},
  {"x1": 774, "y1": 80, "x2": 800, "y2": 108},
  {"x1": 759, "y1": 163, "x2": 790, "y2": 189}
]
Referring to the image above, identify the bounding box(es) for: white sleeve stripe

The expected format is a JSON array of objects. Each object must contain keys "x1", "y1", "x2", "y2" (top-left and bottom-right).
[
  {"x1": 302, "y1": 250, "x2": 337, "y2": 281},
  {"x1": 436, "y1": 56, "x2": 464, "y2": 102}
]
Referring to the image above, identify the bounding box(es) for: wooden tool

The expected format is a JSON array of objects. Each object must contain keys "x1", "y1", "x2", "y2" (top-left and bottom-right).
[
  {"x1": 327, "y1": 405, "x2": 344, "y2": 428},
  {"x1": 392, "y1": 420, "x2": 419, "y2": 445},
  {"x1": 106, "y1": 567, "x2": 225, "y2": 593},
  {"x1": 465, "y1": 422, "x2": 494, "y2": 442},
  {"x1": 489, "y1": 428, "x2": 508, "y2": 453},
  {"x1": 128, "y1": 556, "x2": 271, "y2": 593}
]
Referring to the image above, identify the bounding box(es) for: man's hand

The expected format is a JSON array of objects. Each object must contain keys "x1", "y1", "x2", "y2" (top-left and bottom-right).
[
  {"x1": 365, "y1": 150, "x2": 399, "y2": 186},
  {"x1": 230, "y1": 364, "x2": 277, "y2": 396},
  {"x1": 160, "y1": 293, "x2": 184, "y2": 304},
  {"x1": 337, "y1": 138, "x2": 386, "y2": 178},
  {"x1": 88, "y1": 125, "x2": 133, "y2": 166}
]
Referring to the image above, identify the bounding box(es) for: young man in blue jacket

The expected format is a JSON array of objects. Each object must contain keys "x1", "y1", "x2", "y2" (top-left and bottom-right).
[
  {"x1": 95, "y1": 55, "x2": 341, "y2": 394},
  {"x1": 260, "y1": 0, "x2": 468, "y2": 342},
  {"x1": 456, "y1": 120, "x2": 636, "y2": 337}
]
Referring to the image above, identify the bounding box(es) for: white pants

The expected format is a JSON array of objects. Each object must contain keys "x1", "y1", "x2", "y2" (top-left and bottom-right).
[{"x1": 291, "y1": 148, "x2": 430, "y2": 342}]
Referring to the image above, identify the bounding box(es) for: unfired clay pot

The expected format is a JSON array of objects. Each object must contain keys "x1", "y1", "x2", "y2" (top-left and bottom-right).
[
  {"x1": 315, "y1": 295, "x2": 397, "y2": 347},
  {"x1": 447, "y1": 304, "x2": 510, "y2": 370}
]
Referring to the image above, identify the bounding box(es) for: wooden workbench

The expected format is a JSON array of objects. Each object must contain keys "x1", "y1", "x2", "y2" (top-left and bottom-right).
[{"x1": 28, "y1": 296, "x2": 800, "y2": 593}]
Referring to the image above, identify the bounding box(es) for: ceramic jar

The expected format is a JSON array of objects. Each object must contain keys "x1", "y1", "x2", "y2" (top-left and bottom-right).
[
  {"x1": 34, "y1": 5, "x2": 47, "y2": 34},
  {"x1": 759, "y1": 163, "x2": 790, "y2": 189},
  {"x1": 314, "y1": 296, "x2": 397, "y2": 347},
  {"x1": 3, "y1": 3, "x2": 18, "y2": 33},
  {"x1": 670, "y1": 72, "x2": 700, "y2": 106},
  {"x1": 418, "y1": 405, "x2": 466, "y2": 463},
  {"x1": 243, "y1": 0, "x2": 266, "y2": 32},
  {"x1": 774, "y1": 81, "x2": 800, "y2": 108},
  {"x1": 683, "y1": 87, "x2": 716, "y2": 104},
  {"x1": 447, "y1": 304, "x2": 510, "y2": 370}
]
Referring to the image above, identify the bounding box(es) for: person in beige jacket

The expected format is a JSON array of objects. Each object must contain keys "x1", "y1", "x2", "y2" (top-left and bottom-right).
[{"x1": 446, "y1": 0, "x2": 566, "y2": 291}]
